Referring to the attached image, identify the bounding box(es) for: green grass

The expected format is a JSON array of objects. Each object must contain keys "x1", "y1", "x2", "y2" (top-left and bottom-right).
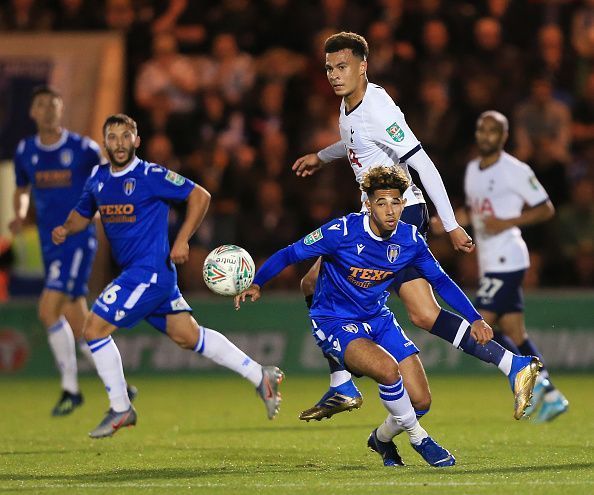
[{"x1": 0, "y1": 374, "x2": 593, "y2": 494}]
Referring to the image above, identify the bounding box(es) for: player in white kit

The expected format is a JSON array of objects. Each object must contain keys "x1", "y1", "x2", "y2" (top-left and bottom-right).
[
  {"x1": 292, "y1": 32, "x2": 538, "y2": 422},
  {"x1": 464, "y1": 110, "x2": 568, "y2": 422}
]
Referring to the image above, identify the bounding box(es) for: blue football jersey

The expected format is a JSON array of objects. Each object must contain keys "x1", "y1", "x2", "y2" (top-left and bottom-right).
[
  {"x1": 13, "y1": 130, "x2": 102, "y2": 248},
  {"x1": 291, "y1": 213, "x2": 460, "y2": 321},
  {"x1": 75, "y1": 157, "x2": 196, "y2": 276}
]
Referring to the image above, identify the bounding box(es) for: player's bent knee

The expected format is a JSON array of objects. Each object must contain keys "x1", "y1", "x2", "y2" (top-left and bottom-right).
[
  {"x1": 377, "y1": 365, "x2": 401, "y2": 386},
  {"x1": 166, "y1": 312, "x2": 200, "y2": 350},
  {"x1": 83, "y1": 313, "x2": 112, "y2": 341},
  {"x1": 409, "y1": 310, "x2": 440, "y2": 331}
]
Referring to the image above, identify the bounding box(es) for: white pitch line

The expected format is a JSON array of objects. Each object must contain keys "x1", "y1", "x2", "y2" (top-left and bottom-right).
[{"x1": 5, "y1": 479, "x2": 594, "y2": 490}]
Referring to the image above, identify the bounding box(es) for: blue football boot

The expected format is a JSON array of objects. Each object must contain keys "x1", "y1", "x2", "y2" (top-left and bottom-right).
[
  {"x1": 299, "y1": 379, "x2": 363, "y2": 421},
  {"x1": 411, "y1": 436, "x2": 456, "y2": 467},
  {"x1": 367, "y1": 428, "x2": 405, "y2": 467},
  {"x1": 535, "y1": 392, "x2": 569, "y2": 423},
  {"x1": 51, "y1": 390, "x2": 84, "y2": 416},
  {"x1": 508, "y1": 355, "x2": 542, "y2": 419}
]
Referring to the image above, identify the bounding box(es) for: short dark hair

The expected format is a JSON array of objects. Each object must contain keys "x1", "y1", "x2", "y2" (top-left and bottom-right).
[
  {"x1": 361, "y1": 166, "x2": 410, "y2": 196},
  {"x1": 325, "y1": 31, "x2": 369, "y2": 60},
  {"x1": 102, "y1": 113, "x2": 138, "y2": 136},
  {"x1": 31, "y1": 85, "x2": 61, "y2": 102}
]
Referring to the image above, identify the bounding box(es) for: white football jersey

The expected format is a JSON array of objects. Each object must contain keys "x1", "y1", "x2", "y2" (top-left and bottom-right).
[
  {"x1": 338, "y1": 83, "x2": 425, "y2": 205},
  {"x1": 464, "y1": 151, "x2": 549, "y2": 274}
]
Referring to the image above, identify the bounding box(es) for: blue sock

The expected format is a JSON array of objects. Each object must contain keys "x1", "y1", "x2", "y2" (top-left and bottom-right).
[
  {"x1": 415, "y1": 408, "x2": 429, "y2": 419},
  {"x1": 493, "y1": 331, "x2": 521, "y2": 354},
  {"x1": 431, "y1": 309, "x2": 506, "y2": 367},
  {"x1": 325, "y1": 354, "x2": 346, "y2": 373}
]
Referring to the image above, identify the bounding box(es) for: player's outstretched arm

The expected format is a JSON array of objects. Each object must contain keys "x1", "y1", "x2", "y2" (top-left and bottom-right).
[
  {"x1": 405, "y1": 149, "x2": 473, "y2": 252},
  {"x1": 171, "y1": 185, "x2": 210, "y2": 264},
  {"x1": 234, "y1": 284, "x2": 261, "y2": 310},
  {"x1": 52, "y1": 210, "x2": 92, "y2": 245},
  {"x1": 292, "y1": 141, "x2": 346, "y2": 177}
]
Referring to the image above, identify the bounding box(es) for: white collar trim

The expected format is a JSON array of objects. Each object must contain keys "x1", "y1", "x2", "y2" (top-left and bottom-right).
[
  {"x1": 363, "y1": 214, "x2": 398, "y2": 241},
  {"x1": 110, "y1": 157, "x2": 140, "y2": 177},
  {"x1": 35, "y1": 130, "x2": 68, "y2": 151}
]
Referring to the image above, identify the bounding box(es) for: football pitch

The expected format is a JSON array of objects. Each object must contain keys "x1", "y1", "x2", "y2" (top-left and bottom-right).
[{"x1": 1, "y1": 374, "x2": 592, "y2": 495}]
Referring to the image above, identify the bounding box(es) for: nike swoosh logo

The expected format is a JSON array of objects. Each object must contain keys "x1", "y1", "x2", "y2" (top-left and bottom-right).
[
  {"x1": 111, "y1": 411, "x2": 130, "y2": 430},
  {"x1": 264, "y1": 378, "x2": 274, "y2": 400}
]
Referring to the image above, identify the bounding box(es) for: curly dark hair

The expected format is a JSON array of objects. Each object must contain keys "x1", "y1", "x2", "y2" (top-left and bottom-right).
[
  {"x1": 325, "y1": 31, "x2": 369, "y2": 60},
  {"x1": 360, "y1": 166, "x2": 410, "y2": 196}
]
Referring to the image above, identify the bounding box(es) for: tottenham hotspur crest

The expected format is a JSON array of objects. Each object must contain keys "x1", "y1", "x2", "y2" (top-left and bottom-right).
[
  {"x1": 123, "y1": 178, "x2": 136, "y2": 196},
  {"x1": 387, "y1": 244, "x2": 400, "y2": 263}
]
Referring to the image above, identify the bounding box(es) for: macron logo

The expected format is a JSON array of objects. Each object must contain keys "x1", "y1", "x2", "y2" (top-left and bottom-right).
[
  {"x1": 98, "y1": 183, "x2": 104, "y2": 192},
  {"x1": 357, "y1": 244, "x2": 365, "y2": 255},
  {"x1": 328, "y1": 224, "x2": 342, "y2": 231}
]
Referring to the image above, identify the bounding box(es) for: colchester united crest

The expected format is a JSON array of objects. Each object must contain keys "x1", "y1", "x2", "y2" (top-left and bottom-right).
[
  {"x1": 60, "y1": 149, "x2": 73, "y2": 167},
  {"x1": 387, "y1": 244, "x2": 400, "y2": 263},
  {"x1": 123, "y1": 178, "x2": 136, "y2": 196},
  {"x1": 342, "y1": 323, "x2": 359, "y2": 334}
]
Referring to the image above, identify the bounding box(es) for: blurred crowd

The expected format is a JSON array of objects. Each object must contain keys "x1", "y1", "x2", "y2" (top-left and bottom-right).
[{"x1": 2, "y1": 0, "x2": 594, "y2": 292}]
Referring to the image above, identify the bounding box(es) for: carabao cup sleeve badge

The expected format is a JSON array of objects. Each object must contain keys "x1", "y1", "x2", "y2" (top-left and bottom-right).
[
  {"x1": 386, "y1": 122, "x2": 405, "y2": 142},
  {"x1": 304, "y1": 228, "x2": 324, "y2": 245}
]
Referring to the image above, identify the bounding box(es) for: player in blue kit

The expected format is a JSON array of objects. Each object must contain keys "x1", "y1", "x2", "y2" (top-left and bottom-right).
[
  {"x1": 52, "y1": 114, "x2": 283, "y2": 438},
  {"x1": 236, "y1": 166, "x2": 541, "y2": 466},
  {"x1": 8, "y1": 86, "x2": 129, "y2": 416}
]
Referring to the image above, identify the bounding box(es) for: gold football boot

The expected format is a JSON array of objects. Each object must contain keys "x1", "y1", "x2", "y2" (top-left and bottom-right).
[
  {"x1": 512, "y1": 357, "x2": 543, "y2": 420},
  {"x1": 299, "y1": 391, "x2": 363, "y2": 421}
]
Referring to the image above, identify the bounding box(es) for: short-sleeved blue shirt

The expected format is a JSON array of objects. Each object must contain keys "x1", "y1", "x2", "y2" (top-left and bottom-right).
[
  {"x1": 75, "y1": 157, "x2": 196, "y2": 280},
  {"x1": 13, "y1": 130, "x2": 102, "y2": 250}
]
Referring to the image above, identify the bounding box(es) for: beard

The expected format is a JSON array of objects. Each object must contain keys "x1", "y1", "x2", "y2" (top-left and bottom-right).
[
  {"x1": 107, "y1": 147, "x2": 135, "y2": 168},
  {"x1": 477, "y1": 143, "x2": 499, "y2": 156}
]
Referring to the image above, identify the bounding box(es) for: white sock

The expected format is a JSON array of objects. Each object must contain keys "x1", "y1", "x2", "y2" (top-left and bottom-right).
[
  {"x1": 47, "y1": 316, "x2": 78, "y2": 394},
  {"x1": 379, "y1": 379, "x2": 428, "y2": 445},
  {"x1": 77, "y1": 339, "x2": 95, "y2": 367},
  {"x1": 330, "y1": 370, "x2": 351, "y2": 387},
  {"x1": 195, "y1": 327, "x2": 263, "y2": 386},
  {"x1": 88, "y1": 336, "x2": 130, "y2": 412},
  {"x1": 498, "y1": 350, "x2": 514, "y2": 375},
  {"x1": 376, "y1": 414, "x2": 403, "y2": 442}
]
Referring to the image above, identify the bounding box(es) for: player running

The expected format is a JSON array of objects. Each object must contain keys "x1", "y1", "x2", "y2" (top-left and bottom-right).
[
  {"x1": 290, "y1": 31, "x2": 533, "y2": 422},
  {"x1": 236, "y1": 166, "x2": 540, "y2": 467},
  {"x1": 9, "y1": 86, "x2": 136, "y2": 416},
  {"x1": 52, "y1": 114, "x2": 283, "y2": 438},
  {"x1": 463, "y1": 110, "x2": 568, "y2": 422}
]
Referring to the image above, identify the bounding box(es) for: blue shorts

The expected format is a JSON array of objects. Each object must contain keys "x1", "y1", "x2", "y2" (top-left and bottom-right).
[
  {"x1": 474, "y1": 270, "x2": 526, "y2": 315},
  {"x1": 91, "y1": 267, "x2": 192, "y2": 333},
  {"x1": 392, "y1": 203, "x2": 429, "y2": 292},
  {"x1": 43, "y1": 235, "x2": 97, "y2": 298},
  {"x1": 310, "y1": 312, "x2": 419, "y2": 371}
]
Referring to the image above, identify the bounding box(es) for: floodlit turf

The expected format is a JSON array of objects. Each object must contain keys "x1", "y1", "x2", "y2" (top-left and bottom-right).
[{"x1": 0, "y1": 374, "x2": 592, "y2": 495}]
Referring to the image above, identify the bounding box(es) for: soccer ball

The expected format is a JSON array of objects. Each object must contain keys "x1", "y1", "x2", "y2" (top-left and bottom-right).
[{"x1": 203, "y1": 245, "x2": 255, "y2": 296}]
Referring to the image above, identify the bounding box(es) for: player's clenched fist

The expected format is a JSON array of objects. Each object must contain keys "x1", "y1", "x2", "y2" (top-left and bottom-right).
[
  {"x1": 52, "y1": 225, "x2": 68, "y2": 245},
  {"x1": 170, "y1": 241, "x2": 189, "y2": 264}
]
